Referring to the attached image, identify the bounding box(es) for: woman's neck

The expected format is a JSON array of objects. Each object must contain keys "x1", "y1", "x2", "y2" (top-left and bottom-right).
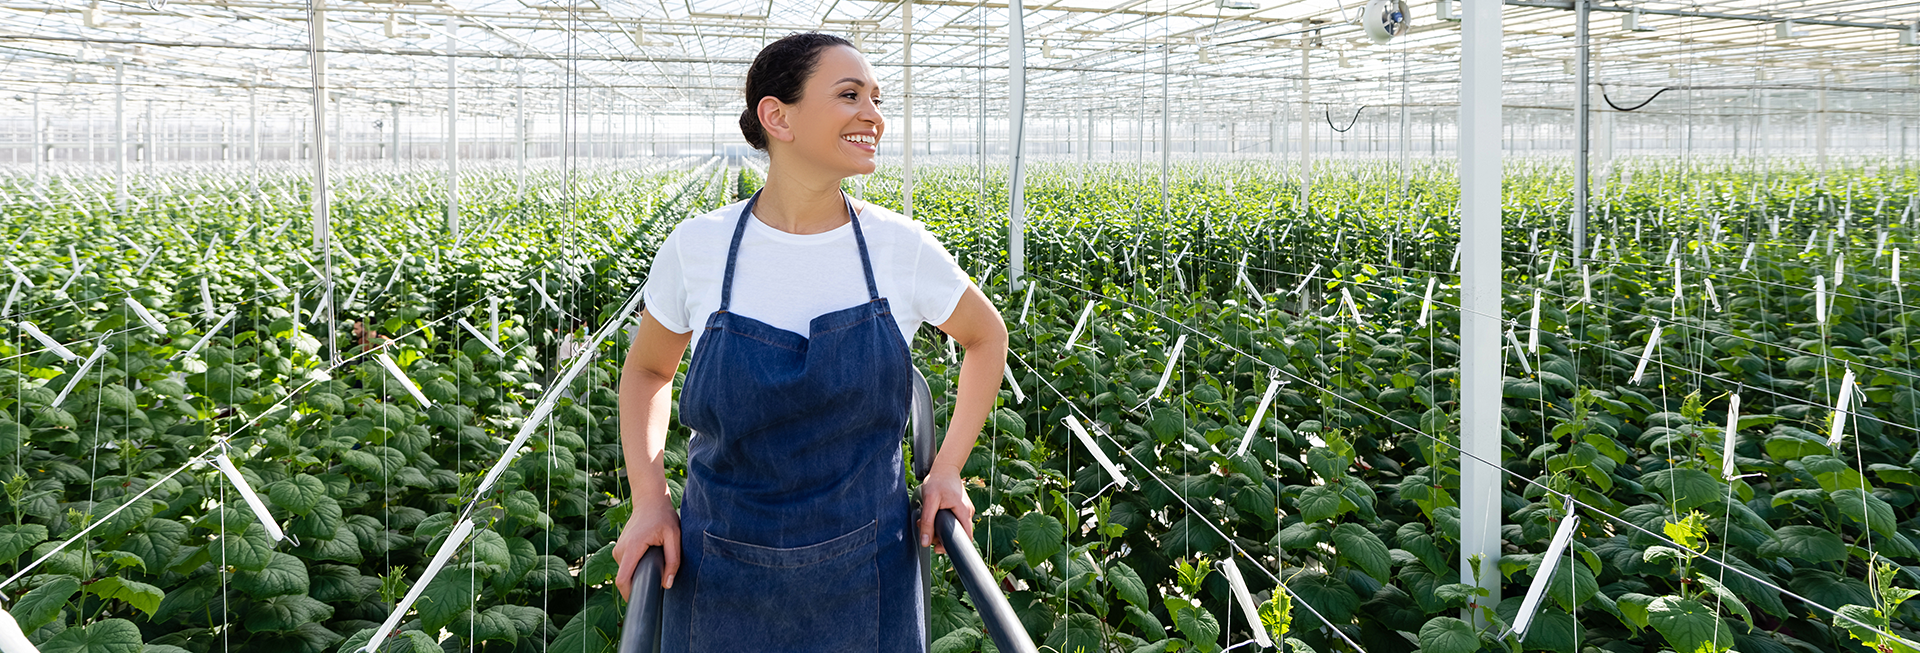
[{"x1": 754, "y1": 161, "x2": 860, "y2": 235}]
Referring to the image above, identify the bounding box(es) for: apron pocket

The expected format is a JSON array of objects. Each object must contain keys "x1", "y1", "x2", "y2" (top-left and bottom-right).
[{"x1": 690, "y1": 519, "x2": 880, "y2": 652}]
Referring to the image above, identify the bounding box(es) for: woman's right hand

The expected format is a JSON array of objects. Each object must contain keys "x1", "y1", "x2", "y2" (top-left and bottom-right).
[{"x1": 613, "y1": 491, "x2": 682, "y2": 602}]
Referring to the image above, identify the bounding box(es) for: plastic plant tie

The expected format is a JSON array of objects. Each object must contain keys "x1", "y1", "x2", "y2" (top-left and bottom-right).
[
  {"x1": 54, "y1": 245, "x2": 80, "y2": 294},
  {"x1": 1722, "y1": 393, "x2": 1741, "y2": 481},
  {"x1": 123, "y1": 297, "x2": 167, "y2": 334},
  {"x1": 176, "y1": 311, "x2": 237, "y2": 360},
  {"x1": 1002, "y1": 364, "x2": 1025, "y2": 404},
  {"x1": 1291, "y1": 264, "x2": 1322, "y2": 299},
  {"x1": 0, "y1": 281, "x2": 18, "y2": 318},
  {"x1": 1801, "y1": 230, "x2": 1817, "y2": 255},
  {"x1": 1505, "y1": 328, "x2": 1533, "y2": 376},
  {"x1": 456, "y1": 318, "x2": 507, "y2": 357},
  {"x1": 1449, "y1": 243, "x2": 1461, "y2": 272},
  {"x1": 213, "y1": 452, "x2": 288, "y2": 543},
  {"x1": 117, "y1": 234, "x2": 148, "y2": 259},
  {"x1": 531, "y1": 277, "x2": 560, "y2": 314},
  {"x1": 0, "y1": 606, "x2": 38, "y2": 653},
  {"x1": 362, "y1": 518, "x2": 475, "y2": 653},
  {"x1": 1542, "y1": 251, "x2": 1558, "y2": 284},
  {"x1": 1234, "y1": 373, "x2": 1284, "y2": 458},
  {"x1": 203, "y1": 234, "x2": 220, "y2": 260},
  {"x1": 1141, "y1": 334, "x2": 1187, "y2": 408},
  {"x1": 1588, "y1": 234, "x2": 1604, "y2": 261},
  {"x1": 1220, "y1": 557, "x2": 1274, "y2": 648},
  {"x1": 1829, "y1": 367, "x2": 1856, "y2": 447},
  {"x1": 488, "y1": 296, "x2": 501, "y2": 342},
  {"x1": 1063, "y1": 300, "x2": 1095, "y2": 351},
  {"x1": 1664, "y1": 240, "x2": 1678, "y2": 265},
  {"x1": 373, "y1": 351, "x2": 433, "y2": 407},
  {"x1": 1630, "y1": 324, "x2": 1662, "y2": 385},
  {"x1": 1875, "y1": 230, "x2": 1888, "y2": 261},
  {"x1": 199, "y1": 278, "x2": 216, "y2": 321},
  {"x1": 1704, "y1": 278, "x2": 1722, "y2": 312},
  {"x1": 1417, "y1": 277, "x2": 1436, "y2": 327},
  {"x1": 1339, "y1": 287, "x2": 1365, "y2": 326},
  {"x1": 1017, "y1": 281, "x2": 1036, "y2": 324},
  {"x1": 947, "y1": 337, "x2": 957, "y2": 364},
  {"x1": 18, "y1": 322, "x2": 77, "y2": 361},
  {"x1": 1814, "y1": 275, "x2": 1827, "y2": 325},
  {"x1": 1509, "y1": 506, "x2": 1579, "y2": 639},
  {"x1": 1739, "y1": 242, "x2": 1755, "y2": 272},
  {"x1": 1063, "y1": 415, "x2": 1127, "y2": 489},
  {"x1": 50, "y1": 344, "x2": 110, "y2": 408},
  {"x1": 1237, "y1": 259, "x2": 1267, "y2": 309},
  {"x1": 1580, "y1": 265, "x2": 1593, "y2": 304},
  {"x1": 261, "y1": 268, "x2": 288, "y2": 292},
  {"x1": 1527, "y1": 290, "x2": 1542, "y2": 353}
]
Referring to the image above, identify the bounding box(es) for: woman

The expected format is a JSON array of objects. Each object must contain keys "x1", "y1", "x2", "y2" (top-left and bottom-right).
[{"x1": 610, "y1": 32, "x2": 1009, "y2": 652}]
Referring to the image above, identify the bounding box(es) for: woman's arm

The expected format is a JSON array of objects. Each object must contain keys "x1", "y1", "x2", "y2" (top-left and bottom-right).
[
  {"x1": 916, "y1": 284, "x2": 1009, "y2": 555},
  {"x1": 612, "y1": 308, "x2": 692, "y2": 599}
]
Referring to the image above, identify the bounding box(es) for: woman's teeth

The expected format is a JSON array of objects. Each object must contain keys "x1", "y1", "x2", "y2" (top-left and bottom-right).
[{"x1": 843, "y1": 135, "x2": 875, "y2": 145}]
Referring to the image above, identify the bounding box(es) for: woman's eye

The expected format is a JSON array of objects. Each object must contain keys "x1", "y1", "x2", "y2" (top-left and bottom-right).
[
  {"x1": 842, "y1": 92, "x2": 858, "y2": 100},
  {"x1": 873, "y1": 98, "x2": 884, "y2": 106}
]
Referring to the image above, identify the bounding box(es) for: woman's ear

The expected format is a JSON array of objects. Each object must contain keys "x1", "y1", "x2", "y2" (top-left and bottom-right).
[{"x1": 758, "y1": 96, "x2": 795, "y2": 145}]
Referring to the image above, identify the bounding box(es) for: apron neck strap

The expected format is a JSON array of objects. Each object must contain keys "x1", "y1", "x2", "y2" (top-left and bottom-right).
[{"x1": 719, "y1": 188, "x2": 882, "y2": 313}]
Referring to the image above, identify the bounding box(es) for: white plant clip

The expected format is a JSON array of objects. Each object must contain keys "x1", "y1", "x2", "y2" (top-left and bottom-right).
[
  {"x1": 1237, "y1": 258, "x2": 1268, "y2": 309},
  {"x1": 1, "y1": 281, "x2": 18, "y2": 318},
  {"x1": 1580, "y1": 265, "x2": 1593, "y2": 304},
  {"x1": 1739, "y1": 242, "x2": 1755, "y2": 272},
  {"x1": 213, "y1": 452, "x2": 288, "y2": 543},
  {"x1": 199, "y1": 278, "x2": 216, "y2": 322},
  {"x1": 1509, "y1": 506, "x2": 1579, "y2": 639},
  {"x1": 261, "y1": 268, "x2": 288, "y2": 292},
  {"x1": 1664, "y1": 240, "x2": 1678, "y2": 265},
  {"x1": 456, "y1": 318, "x2": 507, "y2": 358},
  {"x1": 1630, "y1": 324, "x2": 1662, "y2": 385},
  {"x1": 1142, "y1": 335, "x2": 1187, "y2": 407},
  {"x1": 176, "y1": 311, "x2": 237, "y2": 360},
  {"x1": 1063, "y1": 416, "x2": 1128, "y2": 489},
  {"x1": 1340, "y1": 287, "x2": 1365, "y2": 325},
  {"x1": 1828, "y1": 367, "x2": 1856, "y2": 447},
  {"x1": 488, "y1": 296, "x2": 502, "y2": 343},
  {"x1": 1064, "y1": 300, "x2": 1095, "y2": 351},
  {"x1": 1291, "y1": 264, "x2": 1322, "y2": 299},
  {"x1": 1220, "y1": 558, "x2": 1274, "y2": 649},
  {"x1": 118, "y1": 234, "x2": 149, "y2": 259},
  {"x1": 1814, "y1": 275, "x2": 1827, "y2": 325},
  {"x1": 1704, "y1": 278, "x2": 1722, "y2": 312},
  {"x1": 50, "y1": 344, "x2": 110, "y2": 408},
  {"x1": 1527, "y1": 290, "x2": 1542, "y2": 353},
  {"x1": 1417, "y1": 278, "x2": 1437, "y2": 327},
  {"x1": 1017, "y1": 282, "x2": 1037, "y2": 325},
  {"x1": 0, "y1": 604, "x2": 39, "y2": 653},
  {"x1": 1002, "y1": 364, "x2": 1025, "y2": 404},
  {"x1": 1542, "y1": 251, "x2": 1559, "y2": 284},
  {"x1": 123, "y1": 297, "x2": 167, "y2": 334},
  {"x1": 1833, "y1": 256, "x2": 1845, "y2": 288},
  {"x1": 1505, "y1": 328, "x2": 1533, "y2": 376},
  {"x1": 1588, "y1": 234, "x2": 1604, "y2": 261},
  {"x1": 1234, "y1": 373, "x2": 1284, "y2": 458},
  {"x1": 531, "y1": 278, "x2": 560, "y2": 314},
  {"x1": 374, "y1": 351, "x2": 433, "y2": 407},
  {"x1": 1449, "y1": 243, "x2": 1461, "y2": 272},
  {"x1": 17, "y1": 322, "x2": 78, "y2": 361},
  {"x1": 1722, "y1": 393, "x2": 1741, "y2": 480},
  {"x1": 362, "y1": 518, "x2": 475, "y2": 653}
]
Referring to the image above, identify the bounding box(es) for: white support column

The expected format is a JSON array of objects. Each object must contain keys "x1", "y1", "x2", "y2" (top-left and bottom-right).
[
  {"x1": 445, "y1": 16, "x2": 460, "y2": 239},
  {"x1": 1572, "y1": 0, "x2": 1589, "y2": 263},
  {"x1": 1007, "y1": 0, "x2": 1025, "y2": 292},
  {"x1": 902, "y1": 0, "x2": 915, "y2": 217},
  {"x1": 31, "y1": 94, "x2": 43, "y2": 190},
  {"x1": 1160, "y1": 36, "x2": 1171, "y2": 222},
  {"x1": 310, "y1": 0, "x2": 338, "y2": 364},
  {"x1": 1816, "y1": 73, "x2": 1829, "y2": 174},
  {"x1": 1459, "y1": 0, "x2": 1503, "y2": 625},
  {"x1": 516, "y1": 64, "x2": 526, "y2": 194},
  {"x1": 389, "y1": 103, "x2": 401, "y2": 164},
  {"x1": 114, "y1": 60, "x2": 127, "y2": 214},
  {"x1": 1299, "y1": 40, "x2": 1312, "y2": 210}
]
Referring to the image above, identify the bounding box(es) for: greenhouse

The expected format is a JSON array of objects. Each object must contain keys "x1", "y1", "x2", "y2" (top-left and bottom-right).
[{"x1": 1, "y1": 0, "x2": 1918, "y2": 651}]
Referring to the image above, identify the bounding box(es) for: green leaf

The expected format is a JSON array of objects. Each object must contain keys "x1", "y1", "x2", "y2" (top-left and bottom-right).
[
  {"x1": 1109, "y1": 562, "x2": 1150, "y2": 609},
  {"x1": 1124, "y1": 604, "x2": 1165, "y2": 640},
  {"x1": 453, "y1": 606, "x2": 521, "y2": 644},
  {"x1": 1330, "y1": 523, "x2": 1390, "y2": 585},
  {"x1": 1759, "y1": 525, "x2": 1848, "y2": 564},
  {"x1": 932, "y1": 627, "x2": 981, "y2": 653},
  {"x1": 12, "y1": 575, "x2": 82, "y2": 632},
  {"x1": 1295, "y1": 485, "x2": 1342, "y2": 523},
  {"x1": 1694, "y1": 575, "x2": 1753, "y2": 625},
  {"x1": 1417, "y1": 617, "x2": 1480, "y2": 653},
  {"x1": 1168, "y1": 599, "x2": 1220, "y2": 652},
  {"x1": 244, "y1": 594, "x2": 333, "y2": 632},
  {"x1": 0, "y1": 524, "x2": 49, "y2": 563},
  {"x1": 1641, "y1": 467, "x2": 1725, "y2": 512},
  {"x1": 267, "y1": 475, "x2": 326, "y2": 515},
  {"x1": 85, "y1": 577, "x2": 165, "y2": 617},
  {"x1": 1618, "y1": 593, "x2": 1658, "y2": 630},
  {"x1": 1647, "y1": 596, "x2": 1735, "y2": 653},
  {"x1": 1830, "y1": 489, "x2": 1897, "y2": 539},
  {"x1": 1016, "y1": 512, "x2": 1064, "y2": 568},
  {"x1": 39, "y1": 618, "x2": 143, "y2": 653},
  {"x1": 1044, "y1": 612, "x2": 1107, "y2": 653},
  {"x1": 417, "y1": 564, "x2": 478, "y2": 632},
  {"x1": 235, "y1": 552, "x2": 308, "y2": 598},
  {"x1": 470, "y1": 529, "x2": 511, "y2": 575}
]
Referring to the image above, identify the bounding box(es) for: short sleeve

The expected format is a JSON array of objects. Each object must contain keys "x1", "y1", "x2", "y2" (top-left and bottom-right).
[
  {"x1": 910, "y1": 223, "x2": 973, "y2": 327},
  {"x1": 640, "y1": 229, "x2": 692, "y2": 334}
]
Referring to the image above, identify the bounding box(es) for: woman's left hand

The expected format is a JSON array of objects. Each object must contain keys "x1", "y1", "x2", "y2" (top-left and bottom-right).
[{"x1": 917, "y1": 468, "x2": 976, "y2": 556}]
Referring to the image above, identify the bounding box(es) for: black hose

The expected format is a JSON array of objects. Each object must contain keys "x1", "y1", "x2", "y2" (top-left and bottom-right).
[
  {"x1": 1325, "y1": 105, "x2": 1366, "y2": 132},
  {"x1": 1600, "y1": 84, "x2": 1671, "y2": 112}
]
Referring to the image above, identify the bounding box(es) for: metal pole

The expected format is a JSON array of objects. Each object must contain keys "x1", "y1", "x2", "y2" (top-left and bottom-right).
[
  {"x1": 1459, "y1": 0, "x2": 1503, "y2": 625},
  {"x1": 115, "y1": 61, "x2": 126, "y2": 214},
  {"x1": 31, "y1": 94, "x2": 43, "y2": 190},
  {"x1": 310, "y1": 0, "x2": 337, "y2": 365},
  {"x1": 1160, "y1": 28, "x2": 1170, "y2": 223},
  {"x1": 902, "y1": 0, "x2": 915, "y2": 217},
  {"x1": 1816, "y1": 73, "x2": 1829, "y2": 175},
  {"x1": 446, "y1": 16, "x2": 460, "y2": 239},
  {"x1": 1573, "y1": 0, "x2": 1589, "y2": 264},
  {"x1": 1299, "y1": 40, "x2": 1311, "y2": 211},
  {"x1": 516, "y1": 65, "x2": 526, "y2": 194},
  {"x1": 1007, "y1": 0, "x2": 1025, "y2": 292}
]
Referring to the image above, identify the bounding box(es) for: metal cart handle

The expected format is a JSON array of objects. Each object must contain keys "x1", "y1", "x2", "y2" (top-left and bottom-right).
[{"x1": 617, "y1": 366, "x2": 1036, "y2": 653}]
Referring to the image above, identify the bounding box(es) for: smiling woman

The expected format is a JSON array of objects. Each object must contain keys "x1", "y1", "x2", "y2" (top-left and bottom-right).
[{"x1": 611, "y1": 31, "x2": 1010, "y2": 653}]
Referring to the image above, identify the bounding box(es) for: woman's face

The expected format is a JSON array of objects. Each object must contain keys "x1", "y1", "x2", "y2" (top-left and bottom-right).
[{"x1": 765, "y1": 45, "x2": 884, "y2": 177}]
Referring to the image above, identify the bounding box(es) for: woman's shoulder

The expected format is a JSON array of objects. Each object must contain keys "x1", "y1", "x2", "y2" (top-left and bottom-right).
[{"x1": 661, "y1": 200, "x2": 749, "y2": 249}]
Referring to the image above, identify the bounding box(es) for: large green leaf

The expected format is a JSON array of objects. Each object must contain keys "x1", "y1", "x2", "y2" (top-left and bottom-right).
[
  {"x1": 1417, "y1": 617, "x2": 1479, "y2": 653},
  {"x1": 85, "y1": 578, "x2": 164, "y2": 617},
  {"x1": 1829, "y1": 489, "x2": 1897, "y2": 538},
  {"x1": 235, "y1": 552, "x2": 308, "y2": 598},
  {"x1": 243, "y1": 594, "x2": 332, "y2": 632},
  {"x1": 1108, "y1": 562, "x2": 1151, "y2": 609},
  {"x1": 1647, "y1": 596, "x2": 1735, "y2": 653},
  {"x1": 1044, "y1": 612, "x2": 1108, "y2": 653},
  {"x1": 1295, "y1": 485, "x2": 1342, "y2": 523},
  {"x1": 417, "y1": 564, "x2": 479, "y2": 633},
  {"x1": 0, "y1": 524, "x2": 49, "y2": 563},
  {"x1": 1758, "y1": 525, "x2": 1848, "y2": 564},
  {"x1": 1016, "y1": 512, "x2": 1065, "y2": 568},
  {"x1": 1330, "y1": 523, "x2": 1390, "y2": 585},
  {"x1": 12, "y1": 576, "x2": 81, "y2": 632},
  {"x1": 39, "y1": 618, "x2": 143, "y2": 653},
  {"x1": 267, "y1": 475, "x2": 326, "y2": 515},
  {"x1": 1641, "y1": 467, "x2": 1724, "y2": 512}
]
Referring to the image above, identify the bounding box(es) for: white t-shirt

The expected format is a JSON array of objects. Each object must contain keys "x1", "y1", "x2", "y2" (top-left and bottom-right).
[{"x1": 641, "y1": 197, "x2": 974, "y2": 357}]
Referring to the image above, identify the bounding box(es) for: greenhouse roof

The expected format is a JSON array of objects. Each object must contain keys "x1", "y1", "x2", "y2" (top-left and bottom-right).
[{"x1": 1, "y1": 0, "x2": 1915, "y2": 120}]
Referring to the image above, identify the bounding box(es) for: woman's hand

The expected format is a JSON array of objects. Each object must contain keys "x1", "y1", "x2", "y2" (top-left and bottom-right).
[
  {"x1": 916, "y1": 468, "x2": 976, "y2": 556},
  {"x1": 612, "y1": 491, "x2": 682, "y2": 601}
]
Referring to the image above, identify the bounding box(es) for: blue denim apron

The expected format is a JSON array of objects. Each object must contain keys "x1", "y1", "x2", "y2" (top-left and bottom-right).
[{"x1": 659, "y1": 189, "x2": 926, "y2": 652}]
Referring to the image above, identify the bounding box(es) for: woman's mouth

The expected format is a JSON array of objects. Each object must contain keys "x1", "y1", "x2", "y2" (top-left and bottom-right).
[{"x1": 842, "y1": 134, "x2": 877, "y2": 152}]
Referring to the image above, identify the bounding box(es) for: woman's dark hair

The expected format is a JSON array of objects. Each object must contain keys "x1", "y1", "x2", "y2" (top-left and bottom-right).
[{"x1": 740, "y1": 32, "x2": 854, "y2": 151}]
